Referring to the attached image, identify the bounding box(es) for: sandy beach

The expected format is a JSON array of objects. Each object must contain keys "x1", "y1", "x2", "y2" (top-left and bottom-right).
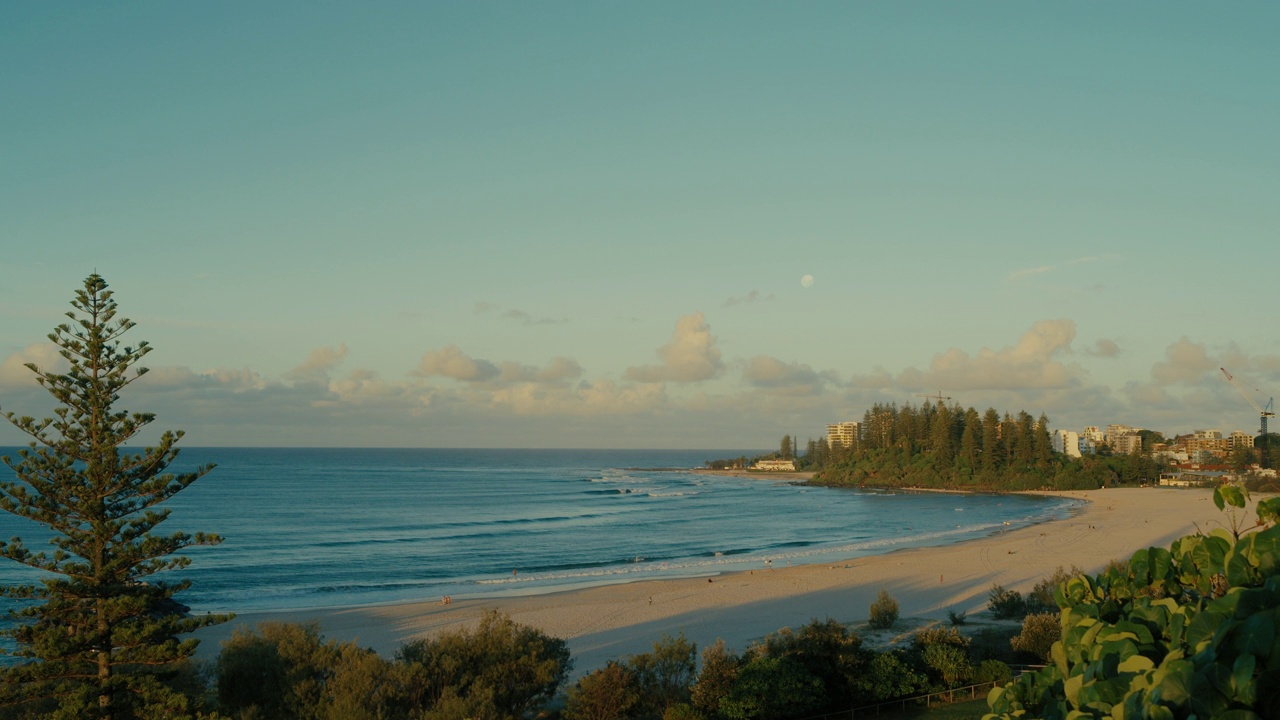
[{"x1": 194, "y1": 486, "x2": 1229, "y2": 674}]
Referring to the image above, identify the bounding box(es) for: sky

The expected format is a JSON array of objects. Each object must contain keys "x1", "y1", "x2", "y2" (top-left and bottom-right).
[{"x1": 1, "y1": 3, "x2": 1278, "y2": 449}]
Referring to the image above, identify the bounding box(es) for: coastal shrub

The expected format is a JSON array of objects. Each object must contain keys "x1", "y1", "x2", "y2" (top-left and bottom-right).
[
  {"x1": 718, "y1": 656, "x2": 825, "y2": 720},
  {"x1": 757, "y1": 618, "x2": 868, "y2": 709},
  {"x1": 1009, "y1": 612, "x2": 1060, "y2": 663},
  {"x1": 662, "y1": 702, "x2": 704, "y2": 720},
  {"x1": 868, "y1": 589, "x2": 899, "y2": 629},
  {"x1": 986, "y1": 585, "x2": 1026, "y2": 619},
  {"x1": 1027, "y1": 565, "x2": 1081, "y2": 612},
  {"x1": 985, "y1": 485, "x2": 1280, "y2": 719},
  {"x1": 690, "y1": 640, "x2": 740, "y2": 716},
  {"x1": 397, "y1": 609, "x2": 571, "y2": 717},
  {"x1": 628, "y1": 632, "x2": 697, "y2": 716},
  {"x1": 922, "y1": 644, "x2": 973, "y2": 688},
  {"x1": 564, "y1": 662, "x2": 641, "y2": 720},
  {"x1": 913, "y1": 626, "x2": 970, "y2": 652},
  {"x1": 947, "y1": 609, "x2": 967, "y2": 625},
  {"x1": 973, "y1": 659, "x2": 1013, "y2": 686},
  {"x1": 217, "y1": 622, "x2": 341, "y2": 718},
  {"x1": 857, "y1": 650, "x2": 928, "y2": 702}
]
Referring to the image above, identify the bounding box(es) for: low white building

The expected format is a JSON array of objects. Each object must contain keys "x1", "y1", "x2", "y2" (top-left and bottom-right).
[{"x1": 754, "y1": 459, "x2": 797, "y2": 471}]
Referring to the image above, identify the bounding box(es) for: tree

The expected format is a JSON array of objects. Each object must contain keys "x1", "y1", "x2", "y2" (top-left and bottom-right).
[
  {"x1": 780, "y1": 435, "x2": 793, "y2": 460},
  {"x1": 0, "y1": 274, "x2": 230, "y2": 719},
  {"x1": 563, "y1": 662, "x2": 641, "y2": 720},
  {"x1": 396, "y1": 609, "x2": 571, "y2": 717},
  {"x1": 868, "y1": 589, "x2": 899, "y2": 629}
]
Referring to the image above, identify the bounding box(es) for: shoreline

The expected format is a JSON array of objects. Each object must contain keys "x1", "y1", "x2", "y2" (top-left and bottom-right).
[{"x1": 194, "y1": 486, "x2": 1226, "y2": 676}]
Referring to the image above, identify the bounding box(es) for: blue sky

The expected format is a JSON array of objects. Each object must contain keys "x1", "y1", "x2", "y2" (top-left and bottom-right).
[{"x1": 2, "y1": 3, "x2": 1277, "y2": 448}]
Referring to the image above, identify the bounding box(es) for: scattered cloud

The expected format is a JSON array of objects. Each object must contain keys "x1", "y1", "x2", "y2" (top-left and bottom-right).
[
  {"x1": 284, "y1": 344, "x2": 348, "y2": 385},
  {"x1": 741, "y1": 356, "x2": 834, "y2": 396},
  {"x1": 624, "y1": 312, "x2": 724, "y2": 383},
  {"x1": 1150, "y1": 337, "x2": 1216, "y2": 386},
  {"x1": 502, "y1": 309, "x2": 567, "y2": 326},
  {"x1": 0, "y1": 342, "x2": 65, "y2": 388},
  {"x1": 724, "y1": 290, "x2": 776, "y2": 307},
  {"x1": 474, "y1": 301, "x2": 498, "y2": 314},
  {"x1": 416, "y1": 345, "x2": 501, "y2": 382},
  {"x1": 1008, "y1": 265, "x2": 1054, "y2": 282},
  {"x1": 894, "y1": 319, "x2": 1081, "y2": 391},
  {"x1": 1085, "y1": 338, "x2": 1121, "y2": 358}
]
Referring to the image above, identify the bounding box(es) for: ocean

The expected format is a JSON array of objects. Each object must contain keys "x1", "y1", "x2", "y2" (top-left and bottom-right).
[{"x1": 0, "y1": 447, "x2": 1079, "y2": 616}]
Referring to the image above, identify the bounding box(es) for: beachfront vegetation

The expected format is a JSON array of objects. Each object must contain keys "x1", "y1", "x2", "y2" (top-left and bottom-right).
[
  {"x1": 869, "y1": 589, "x2": 900, "y2": 629},
  {"x1": 216, "y1": 610, "x2": 570, "y2": 720},
  {"x1": 985, "y1": 483, "x2": 1280, "y2": 719},
  {"x1": 802, "y1": 402, "x2": 1164, "y2": 491},
  {"x1": 0, "y1": 274, "x2": 230, "y2": 719}
]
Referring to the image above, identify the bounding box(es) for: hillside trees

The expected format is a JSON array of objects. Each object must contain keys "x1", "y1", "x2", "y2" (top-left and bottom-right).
[{"x1": 0, "y1": 274, "x2": 230, "y2": 719}]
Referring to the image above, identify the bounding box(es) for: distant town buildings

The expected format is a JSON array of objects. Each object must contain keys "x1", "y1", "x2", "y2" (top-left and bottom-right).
[
  {"x1": 826, "y1": 422, "x2": 860, "y2": 449},
  {"x1": 1052, "y1": 429, "x2": 1082, "y2": 458}
]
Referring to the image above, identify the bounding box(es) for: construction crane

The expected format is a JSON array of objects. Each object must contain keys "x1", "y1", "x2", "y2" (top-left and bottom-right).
[
  {"x1": 916, "y1": 391, "x2": 952, "y2": 407},
  {"x1": 1221, "y1": 367, "x2": 1275, "y2": 469}
]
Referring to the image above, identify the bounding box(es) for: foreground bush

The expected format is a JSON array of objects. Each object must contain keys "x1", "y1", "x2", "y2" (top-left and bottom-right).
[
  {"x1": 987, "y1": 584, "x2": 1026, "y2": 619},
  {"x1": 868, "y1": 589, "x2": 899, "y2": 629},
  {"x1": 1009, "y1": 612, "x2": 1060, "y2": 663},
  {"x1": 216, "y1": 610, "x2": 570, "y2": 720},
  {"x1": 986, "y1": 485, "x2": 1280, "y2": 719}
]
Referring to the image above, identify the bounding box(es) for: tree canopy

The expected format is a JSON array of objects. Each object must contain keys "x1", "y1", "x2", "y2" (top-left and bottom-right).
[{"x1": 0, "y1": 274, "x2": 230, "y2": 719}]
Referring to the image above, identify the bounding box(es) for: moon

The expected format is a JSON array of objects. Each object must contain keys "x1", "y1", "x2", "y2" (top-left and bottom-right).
[{"x1": 800, "y1": 274, "x2": 814, "y2": 288}]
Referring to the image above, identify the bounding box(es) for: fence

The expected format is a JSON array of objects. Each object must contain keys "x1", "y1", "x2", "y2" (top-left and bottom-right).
[{"x1": 797, "y1": 665, "x2": 1047, "y2": 720}]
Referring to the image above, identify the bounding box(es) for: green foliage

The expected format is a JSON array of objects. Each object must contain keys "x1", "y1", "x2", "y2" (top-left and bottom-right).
[
  {"x1": 690, "y1": 639, "x2": 739, "y2": 717},
  {"x1": 627, "y1": 632, "x2": 697, "y2": 717},
  {"x1": 1009, "y1": 612, "x2": 1060, "y2": 663},
  {"x1": 755, "y1": 618, "x2": 868, "y2": 709},
  {"x1": 857, "y1": 650, "x2": 928, "y2": 701},
  {"x1": 1027, "y1": 565, "x2": 1080, "y2": 613},
  {"x1": 662, "y1": 703, "x2": 704, "y2": 720},
  {"x1": 973, "y1": 659, "x2": 1012, "y2": 685},
  {"x1": 948, "y1": 609, "x2": 968, "y2": 626},
  {"x1": 922, "y1": 644, "x2": 973, "y2": 688},
  {"x1": 868, "y1": 589, "x2": 900, "y2": 629},
  {"x1": 986, "y1": 483, "x2": 1280, "y2": 719},
  {"x1": 987, "y1": 585, "x2": 1027, "y2": 619},
  {"x1": 0, "y1": 274, "x2": 230, "y2": 719},
  {"x1": 564, "y1": 661, "x2": 641, "y2": 720},
  {"x1": 217, "y1": 612, "x2": 570, "y2": 720},
  {"x1": 397, "y1": 608, "x2": 571, "y2": 717},
  {"x1": 718, "y1": 656, "x2": 824, "y2": 720}
]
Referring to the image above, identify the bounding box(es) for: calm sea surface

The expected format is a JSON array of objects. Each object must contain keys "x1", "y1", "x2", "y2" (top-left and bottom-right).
[{"x1": 0, "y1": 448, "x2": 1079, "y2": 615}]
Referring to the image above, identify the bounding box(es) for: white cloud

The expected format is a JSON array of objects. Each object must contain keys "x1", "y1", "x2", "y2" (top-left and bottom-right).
[
  {"x1": 285, "y1": 344, "x2": 348, "y2": 385},
  {"x1": 625, "y1": 312, "x2": 724, "y2": 383},
  {"x1": 742, "y1": 356, "x2": 832, "y2": 396},
  {"x1": 1008, "y1": 265, "x2": 1054, "y2": 282},
  {"x1": 1085, "y1": 338, "x2": 1121, "y2": 358},
  {"x1": 416, "y1": 345, "x2": 501, "y2": 382},
  {"x1": 895, "y1": 319, "x2": 1081, "y2": 391},
  {"x1": 0, "y1": 342, "x2": 65, "y2": 388},
  {"x1": 1150, "y1": 337, "x2": 1216, "y2": 386}
]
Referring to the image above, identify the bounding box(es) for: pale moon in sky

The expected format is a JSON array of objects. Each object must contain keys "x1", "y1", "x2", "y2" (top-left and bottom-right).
[{"x1": 800, "y1": 274, "x2": 814, "y2": 288}]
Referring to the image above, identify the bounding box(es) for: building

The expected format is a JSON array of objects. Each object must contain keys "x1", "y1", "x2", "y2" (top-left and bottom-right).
[
  {"x1": 1082, "y1": 426, "x2": 1105, "y2": 445},
  {"x1": 1113, "y1": 433, "x2": 1144, "y2": 455},
  {"x1": 1229, "y1": 430, "x2": 1254, "y2": 450},
  {"x1": 826, "y1": 422, "x2": 860, "y2": 449},
  {"x1": 1105, "y1": 424, "x2": 1141, "y2": 447},
  {"x1": 1052, "y1": 429, "x2": 1082, "y2": 457},
  {"x1": 754, "y1": 459, "x2": 796, "y2": 471}
]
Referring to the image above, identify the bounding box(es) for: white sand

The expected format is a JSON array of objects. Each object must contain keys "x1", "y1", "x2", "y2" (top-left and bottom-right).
[{"x1": 195, "y1": 487, "x2": 1228, "y2": 674}]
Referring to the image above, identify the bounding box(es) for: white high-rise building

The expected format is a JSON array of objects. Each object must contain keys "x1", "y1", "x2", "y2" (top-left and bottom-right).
[
  {"x1": 1052, "y1": 429, "x2": 1082, "y2": 458},
  {"x1": 827, "y1": 422, "x2": 860, "y2": 449}
]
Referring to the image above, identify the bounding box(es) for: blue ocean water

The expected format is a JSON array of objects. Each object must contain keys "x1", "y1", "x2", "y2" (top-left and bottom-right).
[{"x1": 0, "y1": 448, "x2": 1079, "y2": 615}]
